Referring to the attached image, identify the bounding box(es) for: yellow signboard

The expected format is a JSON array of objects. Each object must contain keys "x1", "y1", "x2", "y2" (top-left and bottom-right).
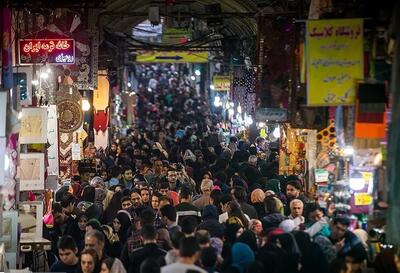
[
  {"x1": 306, "y1": 19, "x2": 364, "y2": 106},
  {"x1": 354, "y1": 193, "x2": 373, "y2": 206},
  {"x1": 136, "y1": 51, "x2": 209, "y2": 63},
  {"x1": 213, "y1": 75, "x2": 231, "y2": 91}
]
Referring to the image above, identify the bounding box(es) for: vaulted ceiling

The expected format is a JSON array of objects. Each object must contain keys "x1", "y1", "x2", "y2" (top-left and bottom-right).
[{"x1": 100, "y1": 0, "x2": 261, "y2": 38}]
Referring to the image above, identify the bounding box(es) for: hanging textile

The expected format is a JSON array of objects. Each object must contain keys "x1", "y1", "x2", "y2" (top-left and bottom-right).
[
  {"x1": 93, "y1": 110, "x2": 109, "y2": 132},
  {"x1": 93, "y1": 71, "x2": 110, "y2": 111},
  {"x1": 94, "y1": 129, "x2": 109, "y2": 150}
]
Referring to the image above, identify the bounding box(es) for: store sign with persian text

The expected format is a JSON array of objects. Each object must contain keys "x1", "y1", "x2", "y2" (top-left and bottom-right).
[
  {"x1": 306, "y1": 19, "x2": 363, "y2": 106},
  {"x1": 18, "y1": 39, "x2": 75, "y2": 65},
  {"x1": 256, "y1": 108, "x2": 287, "y2": 122}
]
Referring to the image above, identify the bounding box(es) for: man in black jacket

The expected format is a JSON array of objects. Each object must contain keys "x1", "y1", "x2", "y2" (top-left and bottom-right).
[{"x1": 128, "y1": 224, "x2": 167, "y2": 273}]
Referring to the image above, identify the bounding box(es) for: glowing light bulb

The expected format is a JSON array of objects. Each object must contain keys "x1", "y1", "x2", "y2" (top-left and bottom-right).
[
  {"x1": 127, "y1": 82, "x2": 132, "y2": 88},
  {"x1": 273, "y1": 126, "x2": 280, "y2": 138},
  {"x1": 40, "y1": 72, "x2": 49, "y2": 79},
  {"x1": 81, "y1": 98, "x2": 91, "y2": 111},
  {"x1": 210, "y1": 84, "x2": 215, "y2": 90},
  {"x1": 245, "y1": 116, "x2": 253, "y2": 126},
  {"x1": 344, "y1": 146, "x2": 354, "y2": 157},
  {"x1": 194, "y1": 69, "x2": 201, "y2": 76},
  {"x1": 190, "y1": 75, "x2": 196, "y2": 81}
]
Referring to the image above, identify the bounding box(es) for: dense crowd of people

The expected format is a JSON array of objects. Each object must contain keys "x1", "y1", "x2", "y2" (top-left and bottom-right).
[{"x1": 45, "y1": 65, "x2": 400, "y2": 273}]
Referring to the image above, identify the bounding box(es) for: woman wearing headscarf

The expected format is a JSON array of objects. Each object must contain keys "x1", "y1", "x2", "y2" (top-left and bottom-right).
[
  {"x1": 94, "y1": 188, "x2": 106, "y2": 214},
  {"x1": 112, "y1": 210, "x2": 132, "y2": 244},
  {"x1": 231, "y1": 242, "x2": 255, "y2": 273},
  {"x1": 198, "y1": 205, "x2": 225, "y2": 239},
  {"x1": 90, "y1": 176, "x2": 114, "y2": 210},
  {"x1": 262, "y1": 196, "x2": 286, "y2": 231},
  {"x1": 221, "y1": 223, "x2": 243, "y2": 272},
  {"x1": 238, "y1": 230, "x2": 258, "y2": 252},
  {"x1": 75, "y1": 213, "x2": 88, "y2": 251},
  {"x1": 276, "y1": 233, "x2": 302, "y2": 273},
  {"x1": 86, "y1": 219, "x2": 103, "y2": 233},
  {"x1": 293, "y1": 231, "x2": 328, "y2": 273},
  {"x1": 102, "y1": 225, "x2": 124, "y2": 258},
  {"x1": 62, "y1": 211, "x2": 87, "y2": 253},
  {"x1": 263, "y1": 178, "x2": 281, "y2": 196},
  {"x1": 100, "y1": 257, "x2": 127, "y2": 273},
  {"x1": 250, "y1": 189, "x2": 266, "y2": 219},
  {"x1": 102, "y1": 191, "x2": 123, "y2": 224},
  {"x1": 81, "y1": 186, "x2": 96, "y2": 203},
  {"x1": 226, "y1": 200, "x2": 249, "y2": 228}
]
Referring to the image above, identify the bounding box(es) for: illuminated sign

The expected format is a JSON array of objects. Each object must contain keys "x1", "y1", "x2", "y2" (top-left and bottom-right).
[
  {"x1": 213, "y1": 76, "x2": 231, "y2": 91},
  {"x1": 136, "y1": 51, "x2": 208, "y2": 63},
  {"x1": 18, "y1": 39, "x2": 75, "y2": 65}
]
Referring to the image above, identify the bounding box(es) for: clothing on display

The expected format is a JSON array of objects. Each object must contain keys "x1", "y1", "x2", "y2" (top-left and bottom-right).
[
  {"x1": 94, "y1": 129, "x2": 109, "y2": 150},
  {"x1": 93, "y1": 72, "x2": 110, "y2": 111},
  {"x1": 94, "y1": 110, "x2": 109, "y2": 132}
]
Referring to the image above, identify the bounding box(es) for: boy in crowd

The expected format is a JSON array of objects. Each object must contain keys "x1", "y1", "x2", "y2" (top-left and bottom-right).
[{"x1": 50, "y1": 235, "x2": 79, "y2": 273}]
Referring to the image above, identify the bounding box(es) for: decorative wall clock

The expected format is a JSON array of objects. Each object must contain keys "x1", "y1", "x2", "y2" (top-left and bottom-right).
[{"x1": 57, "y1": 100, "x2": 83, "y2": 133}]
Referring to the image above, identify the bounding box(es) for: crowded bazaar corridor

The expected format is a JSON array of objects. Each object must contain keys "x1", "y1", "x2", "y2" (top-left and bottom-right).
[{"x1": 0, "y1": 0, "x2": 399, "y2": 272}]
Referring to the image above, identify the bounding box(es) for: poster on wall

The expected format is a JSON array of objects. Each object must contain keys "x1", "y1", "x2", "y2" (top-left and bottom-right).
[
  {"x1": 306, "y1": 19, "x2": 364, "y2": 106},
  {"x1": 19, "y1": 108, "x2": 48, "y2": 144},
  {"x1": 18, "y1": 153, "x2": 45, "y2": 191}
]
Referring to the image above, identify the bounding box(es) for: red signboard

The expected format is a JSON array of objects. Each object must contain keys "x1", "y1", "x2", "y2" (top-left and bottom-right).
[{"x1": 18, "y1": 39, "x2": 75, "y2": 65}]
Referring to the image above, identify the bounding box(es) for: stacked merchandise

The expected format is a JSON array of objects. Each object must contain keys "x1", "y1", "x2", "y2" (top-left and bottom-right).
[{"x1": 354, "y1": 82, "x2": 387, "y2": 148}]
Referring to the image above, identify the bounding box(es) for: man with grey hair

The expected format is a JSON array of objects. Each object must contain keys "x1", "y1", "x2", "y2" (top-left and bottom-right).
[
  {"x1": 193, "y1": 178, "x2": 213, "y2": 210},
  {"x1": 248, "y1": 155, "x2": 258, "y2": 167},
  {"x1": 85, "y1": 229, "x2": 106, "y2": 261},
  {"x1": 289, "y1": 199, "x2": 305, "y2": 224}
]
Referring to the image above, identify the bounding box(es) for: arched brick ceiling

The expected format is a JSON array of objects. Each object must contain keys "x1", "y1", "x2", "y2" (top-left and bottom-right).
[{"x1": 101, "y1": 0, "x2": 259, "y2": 38}]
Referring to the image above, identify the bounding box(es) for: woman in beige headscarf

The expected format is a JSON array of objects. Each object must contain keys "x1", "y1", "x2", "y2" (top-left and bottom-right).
[
  {"x1": 250, "y1": 189, "x2": 266, "y2": 218},
  {"x1": 100, "y1": 257, "x2": 126, "y2": 273}
]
